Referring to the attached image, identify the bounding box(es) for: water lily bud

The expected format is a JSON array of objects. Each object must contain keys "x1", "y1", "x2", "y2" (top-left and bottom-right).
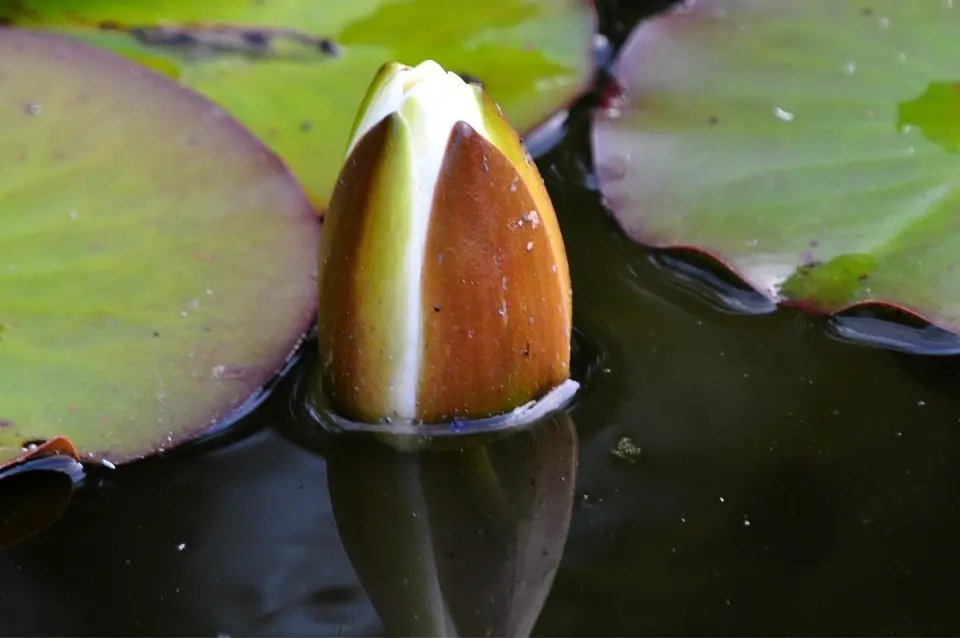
[{"x1": 317, "y1": 60, "x2": 572, "y2": 425}]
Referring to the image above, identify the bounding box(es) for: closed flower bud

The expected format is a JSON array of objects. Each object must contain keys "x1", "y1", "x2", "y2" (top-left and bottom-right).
[{"x1": 317, "y1": 60, "x2": 572, "y2": 425}]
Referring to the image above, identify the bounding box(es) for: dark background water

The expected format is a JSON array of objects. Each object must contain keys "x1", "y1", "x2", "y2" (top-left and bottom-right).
[{"x1": 4, "y1": 1, "x2": 960, "y2": 635}]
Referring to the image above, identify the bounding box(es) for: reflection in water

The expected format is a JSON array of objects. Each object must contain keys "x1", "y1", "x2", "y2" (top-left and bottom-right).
[
  {"x1": 828, "y1": 306, "x2": 960, "y2": 355},
  {"x1": 326, "y1": 411, "x2": 578, "y2": 637},
  {"x1": 0, "y1": 454, "x2": 83, "y2": 550},
  {"x1": 644, "y1": 249, "x2": 777, "y2": 316}
]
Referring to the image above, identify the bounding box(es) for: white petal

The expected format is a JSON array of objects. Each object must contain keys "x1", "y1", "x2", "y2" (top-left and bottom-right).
[
  {"x1": 345, "y1": 61, "x2": 464, "y2": 161},
  {"x1": 336, "y1": 60, "x2": 497, "y2": 419},
  {"x1": 344, "y1": 64, "x2": 409, "y2": 159},
  {"x1": 391, "y1": 66, "x2": 489, "y2": 419}
]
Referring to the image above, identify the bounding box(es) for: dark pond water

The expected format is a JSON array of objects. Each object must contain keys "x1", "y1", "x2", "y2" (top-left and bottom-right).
[{"x1": 5, "y1": 1, "x2": 960, "y2": 635}]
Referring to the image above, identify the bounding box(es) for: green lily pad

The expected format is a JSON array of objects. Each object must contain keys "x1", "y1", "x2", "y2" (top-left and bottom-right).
[
  {"x1": 0, "y1": 29, "x2": 319, "y2": 466},
  {"x1": 593, "y1": 0, "x2": 960, "y2": 330},
  {"x1": 3, "y1": 0, "x2": 597, "y2": 208}
]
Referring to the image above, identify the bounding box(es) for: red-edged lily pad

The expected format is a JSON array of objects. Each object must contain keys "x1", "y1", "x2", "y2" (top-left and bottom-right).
[
  {"x1": 593, "y1": 0, "x2": 960, "y2": 330},
  {"x1": 0, "y1": 29, "x2": 319, "y2": 467},
  {"x1": 2, "y1": 438, "x2": 79, "y2": 469}
]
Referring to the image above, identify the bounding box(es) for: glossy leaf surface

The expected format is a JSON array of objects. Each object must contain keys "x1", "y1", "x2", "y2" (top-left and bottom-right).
[
  {"x1": 593, "y1": 0, "x2": 960, "y2": 329},
  {"x1": 0, "y1": 29, "x2": 319, "y2": 466},
  {"x1": 3, "y1": 0, "x2": 597, "y2": 207}
]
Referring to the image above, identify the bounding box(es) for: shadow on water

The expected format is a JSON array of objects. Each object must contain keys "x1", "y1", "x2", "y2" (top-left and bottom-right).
[
  {"x1": 4, "y1": 0, "x2": 960, "y2": 635},
  {"x1": 324, "y1": 412, "x2": 577, "y2": 637}
]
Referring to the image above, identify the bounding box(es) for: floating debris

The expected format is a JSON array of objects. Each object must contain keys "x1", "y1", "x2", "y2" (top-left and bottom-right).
[{"x1": 611, "y1": 436, "x2": 641, "y2": 463}]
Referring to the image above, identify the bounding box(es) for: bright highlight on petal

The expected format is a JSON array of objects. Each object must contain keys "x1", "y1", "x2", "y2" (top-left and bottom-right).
[{"x1": 318, "y1": 60, "x2": 572, "y2": 425}]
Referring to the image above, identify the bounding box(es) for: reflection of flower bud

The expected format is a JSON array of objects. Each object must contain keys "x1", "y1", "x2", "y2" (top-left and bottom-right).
[{"x1": 317, "y1": 60, "x2": 572, "y2": 425}]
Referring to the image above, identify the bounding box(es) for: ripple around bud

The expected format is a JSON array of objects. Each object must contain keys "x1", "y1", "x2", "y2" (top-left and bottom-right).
[{"x1": 300, "y1": 375, "x2": 580, "y2": 452}]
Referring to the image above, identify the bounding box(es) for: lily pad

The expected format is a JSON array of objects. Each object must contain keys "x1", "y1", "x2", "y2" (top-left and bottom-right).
[
  {"x1": 593, "y1": 0, "x2": 960, "y2": 330},
  {"x1": 0, "y1": 29, "x2": 319, "y2": 466},
  {"x1": 3, "y1": 0, "x2": 598, "y2": 208},
  {"x1": 3, "y1": 438, "x2": 79, "y2": 468}
]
